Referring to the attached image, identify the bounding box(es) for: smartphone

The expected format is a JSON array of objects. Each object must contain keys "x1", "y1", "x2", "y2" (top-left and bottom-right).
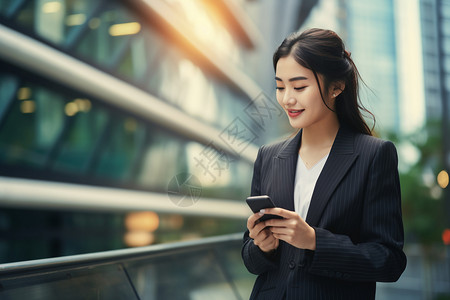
[{"x1": 246, "y1": 195, "x2": 283, "y2": 222}]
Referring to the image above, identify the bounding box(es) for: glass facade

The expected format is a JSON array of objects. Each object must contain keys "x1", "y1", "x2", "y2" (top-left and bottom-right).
[
  {"x1": 0, "y1": 0, "x2": 268, "y2": 262},
  {"x1": 346, "y1": 0, "x2": 400, "y2": 134},
  {"x1": 0, "y1": 0, "x2": 257, "y2": 133},
  {"x1": 420, "y1": 0, "x2": 443, "y2": 120},
  {"x1": 0, "y1": 207, "x2": 246, "y2": 263},
  {"x1": 300, "y1": 0, "x2": 401, "y2": 134},
  {"x1": 0, "y1": 63, "x2": 252, "y2": 197}
]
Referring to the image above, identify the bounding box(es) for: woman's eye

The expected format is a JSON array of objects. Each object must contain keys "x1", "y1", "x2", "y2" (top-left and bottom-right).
[
  {"x1": 294, "y1": 86, "x2": 306, "y2": 91},
  {"x1": 276, "y1": 87, "x2": 285, "y2": 91}
]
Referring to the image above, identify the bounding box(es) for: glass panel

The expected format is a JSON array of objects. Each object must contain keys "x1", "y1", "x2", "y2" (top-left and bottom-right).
[
  {"x1": 51, "y1": 101, "x2": 108, "y2": 174},
  {"x1": 141, "y1": 26, "x2": 166, "y2": 80},
  {"x1": 177, "y1": 61, "x2": 218, "y2": 125},
  {"x1": 443, "y1": 2, "x2": 450, "y2": 18},
  {"x1": 0, "y1": 0, "x2": 17, "y2": 17},
  {"x1": 10, "y1": 0, "x2": 98, "y2": 45},
  {"x1": 0, "y1": 263, "x2": 138, "y2": 300},
  {"x1": 0, "y1": 81, "x2": 65, "y2": 168},
  {"x1": 0, "y1": 67, "x2": 251, "y2": 199},
  {"x1": 1, "y1": 0, "x2": 253, "y2": 133},
  {"x1": 160, "y1": 0, "x2": 241, "y2": 64},
  {"x1": 34, "y1": 0, "x2": 66, "y2": 44},
  {"x1": 125, "y1": 249, "x2": 237, "y2": 300},
  {"x1": 62, "y1": 0, "x2": 97, "y2": 37},
  {"x1": 0, "y1": 237, "x2": 255, "y2": 299},
  {"x1": 0, "y1": 208, "x2": 128, "y2": 263},
  {"x1": 1, "y1": 209, "x2": 56, "y2": 263},
  {"x1": 218, "y1": 245, "x2": 255, "y2": 299},
  {"x1": 75, "y1": 4, "x2": 139, "y2": 68},
  {"x1": 94, "y1": 116, "x2": 146, "y2": 181},
  {"x1": 156, "y1": 48, "x2": 183, "y2": 104},
  {"x1": 0, "y1": 73, "x2": 18, "y2": 121},
  {"x1": 14, "y1": 1, "x2": 35, "y2": 30},
  {"x1": 117, "y1": 35, "x2": 148, "y2": 81},
  {"x1": 136, "y1": 134, "x2": 187, "y2": 191}
]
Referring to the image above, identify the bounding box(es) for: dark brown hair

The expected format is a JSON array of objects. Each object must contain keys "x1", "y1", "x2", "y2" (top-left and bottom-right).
[{"x1": 273, "y1": 28, "x2": 374, "y2": 135}]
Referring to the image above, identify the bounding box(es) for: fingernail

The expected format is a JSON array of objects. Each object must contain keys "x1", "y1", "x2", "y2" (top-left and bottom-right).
[{"x1": 259, "y1": 209, "x2": 265, "y2": 214}]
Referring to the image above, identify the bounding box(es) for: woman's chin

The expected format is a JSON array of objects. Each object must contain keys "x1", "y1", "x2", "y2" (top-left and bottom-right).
[{"x1": 288, "y1": 119, "x2": 304, "y2": 129}]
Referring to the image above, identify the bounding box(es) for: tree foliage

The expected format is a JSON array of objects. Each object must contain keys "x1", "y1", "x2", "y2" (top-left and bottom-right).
[{"x1": 386, "y1": 120, "x2": 446, "y2": 246}]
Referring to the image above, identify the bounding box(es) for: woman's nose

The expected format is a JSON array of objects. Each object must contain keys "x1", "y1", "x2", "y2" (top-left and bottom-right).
[{"x1": 283, "y1": 92, "x2": 296, "y2": 106}]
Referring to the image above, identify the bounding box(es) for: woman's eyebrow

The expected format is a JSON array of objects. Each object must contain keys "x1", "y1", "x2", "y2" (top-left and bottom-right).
[{"x1": 275, "y1": 76, "x2": 308, "y2": 82}]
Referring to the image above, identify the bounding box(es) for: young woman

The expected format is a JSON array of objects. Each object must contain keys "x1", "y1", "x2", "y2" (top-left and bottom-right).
[{"x1": 242, "y1": 28, "x2": 406, "y2": 300}]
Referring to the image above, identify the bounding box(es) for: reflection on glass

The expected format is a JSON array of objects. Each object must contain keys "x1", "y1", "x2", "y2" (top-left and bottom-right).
[
  {"x1": 0, "y1": 263, "x2": 138, "y2": 300},
  {"x1": 117, "y1": 35, "x2": 148, "y2": 81},
  {"x1": 0, "y1": 80, "x2": 65, "y2": 168},
  {"x1": 126, "y1": 250, "x2": 237, "y2": 299},
  {"x1": 109, "y1": 21, "x2": 141, "y2": 36},
  {"x1": 0, "y1": 74, "x2": 18, "y2": 119},
  {"x1": 0, "y1": 0, "x2": 16, "y2": 17},
  {"x1": 220, "y1": 245, "x2": 256, "y2": 299},
  {"x1": 64, "y1": 98, "x2": 91, "y2": 117},
  {"x1": 177, "y1": 59, "x2": 218, "y2": 124},
  {"x1": 42, "y1": 2, "x2": 62, "y2": 14},
  {"x1": 186, "y1": 142, "x2": 232, "y2": 187},
  {"x1": 52, "y1": 104, "x2": 108, "y2": 174},
  {"x1": 17, "y1": 87, "x2": 31, "y2": 100},
  {"x1": 137, "y1": 136, "x2": 186, "y2": 191},
  {"x1": 76, "y1": 7, "x2": 134, "y2": 67},
  {"x1": 159, "y1": 0, "x2": 241, "y2": 63},
  {"x1": 1, "y1": 0, "x2": 251, "y2": 133},
  {"x1": 0, "y1": 236, "x2": 255, "y2": 299},
  {"x1": 20, "y1": 100, "x2": 35, "y2": 114},
  {"x1": 65, "y1": 13, "x2": 86, "y2": 27},
  {"x1": 0, "y1": 67, "x2": 252, "y2": 199},
  {"x1": 94, "y1": 116, "x2": 146, "y2": 181}
]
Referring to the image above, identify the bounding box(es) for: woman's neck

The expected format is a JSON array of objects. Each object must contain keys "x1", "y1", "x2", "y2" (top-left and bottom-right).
[{"x1": 300, "y1": 117, "x2": 340, "y2": 151}]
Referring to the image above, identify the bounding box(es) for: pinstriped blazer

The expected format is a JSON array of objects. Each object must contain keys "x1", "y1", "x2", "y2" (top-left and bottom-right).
[{"x1": 242, "y1": 126, "x2": 407, "y2": 300}]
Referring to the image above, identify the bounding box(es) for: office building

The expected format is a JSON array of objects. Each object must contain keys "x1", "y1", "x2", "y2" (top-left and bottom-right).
[{"x1": 0, "y1": 0, "x2": 316, "y2": 262}]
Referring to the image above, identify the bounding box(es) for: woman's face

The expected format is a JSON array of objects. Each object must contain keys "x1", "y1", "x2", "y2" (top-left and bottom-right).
[{"x1": 275, "y1": 55, "x2": 336, "y2": 130}]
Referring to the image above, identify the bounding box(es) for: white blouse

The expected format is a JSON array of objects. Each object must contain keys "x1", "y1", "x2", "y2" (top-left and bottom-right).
[{"x1": 294, "y1": 154, "x2": 329, "y2": 220}]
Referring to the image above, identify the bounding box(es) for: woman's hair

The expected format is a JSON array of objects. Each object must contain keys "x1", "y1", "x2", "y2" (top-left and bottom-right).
[{"x1": 273, "y1": 28, "x2": 374, "y2": 135}]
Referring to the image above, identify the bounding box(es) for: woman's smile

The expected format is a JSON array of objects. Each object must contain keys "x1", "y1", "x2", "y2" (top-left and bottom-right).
[{"x1": 287, "y1": 109, "x2": 305, "y2": 118}]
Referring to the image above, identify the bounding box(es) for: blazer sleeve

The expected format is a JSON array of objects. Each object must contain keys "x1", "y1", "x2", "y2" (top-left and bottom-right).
[
  {"x1": 242, "y1": 145, "x2": 279, "y2": 275},
  {"x1": 308, "y1": 141, "x2": 407, "y2": 282}
]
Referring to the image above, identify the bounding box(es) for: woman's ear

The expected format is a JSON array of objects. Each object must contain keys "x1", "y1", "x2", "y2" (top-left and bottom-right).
[{"x1": 330, "y1": 81, "x2": 345, "y2": 98}]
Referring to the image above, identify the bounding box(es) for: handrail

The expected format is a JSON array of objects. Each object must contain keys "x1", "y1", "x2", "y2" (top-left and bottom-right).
[
  {"x1": 0, "y1": 176, "x2": 251, "y2": 218},
  {"x1": 0, "y1": 232, "x2": 251, "y2": 299},
  {"x1": 0, "y1": 232, "x2": 243, "y2": 276}
]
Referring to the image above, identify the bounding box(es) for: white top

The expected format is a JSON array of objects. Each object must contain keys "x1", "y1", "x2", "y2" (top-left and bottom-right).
[{"x1": 294, "y1": 154, "x2": 329, "y2": 220}]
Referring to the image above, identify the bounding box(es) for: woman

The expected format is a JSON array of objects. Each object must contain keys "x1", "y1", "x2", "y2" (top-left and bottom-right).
[{"x1": 242, "y1": 28, "x2": 406, "y2": 300}]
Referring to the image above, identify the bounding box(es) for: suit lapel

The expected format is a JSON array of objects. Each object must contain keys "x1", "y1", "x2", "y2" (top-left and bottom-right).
[
  {"x1": 271, "y1": 131, "x2": 302, "y2": 211},
  {"x1": 305, "y1": 126, "x2": 359, "y2": 226}
]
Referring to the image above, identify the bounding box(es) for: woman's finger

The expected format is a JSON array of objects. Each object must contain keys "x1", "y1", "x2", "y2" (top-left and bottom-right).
[
  {"x1": 247, "y1": 212, "x2": 262, "y2": 230},
  {"x1": 262, "y1": 207, "x2": 297, "y2": 219}
]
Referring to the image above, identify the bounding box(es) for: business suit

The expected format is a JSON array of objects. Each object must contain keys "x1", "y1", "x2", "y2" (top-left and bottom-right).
[{"x1": 242, "y1": 126, "x2": 407, "y2": 300}]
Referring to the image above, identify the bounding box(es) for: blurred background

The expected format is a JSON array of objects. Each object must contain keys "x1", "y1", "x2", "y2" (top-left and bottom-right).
[{"x1": 0, "y1": 0, "x2": 449, "y2": 299}]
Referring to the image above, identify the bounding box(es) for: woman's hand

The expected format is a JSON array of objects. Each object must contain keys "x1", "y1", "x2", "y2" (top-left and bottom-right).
[
  {"x1": 263, "y1": 208, "x2": 316, "y2": 251},
  {"x1": 247, "y1": 213, "x2": 279, "y2": 253}
]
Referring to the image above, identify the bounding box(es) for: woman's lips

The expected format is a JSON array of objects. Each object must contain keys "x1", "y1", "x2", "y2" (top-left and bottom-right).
[{"x1": 287, "y1": 109, "x2": 304, "y2": 118}]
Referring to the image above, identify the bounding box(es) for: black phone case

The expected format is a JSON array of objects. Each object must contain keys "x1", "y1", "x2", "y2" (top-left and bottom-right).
[{"x1": 246, "y1": 195, "x2": 283, "y2": 222}]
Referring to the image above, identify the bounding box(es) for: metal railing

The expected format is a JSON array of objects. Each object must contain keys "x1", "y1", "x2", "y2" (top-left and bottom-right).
[{"x1": 0, "y1": 232, "x2": 255, "y2": 300}]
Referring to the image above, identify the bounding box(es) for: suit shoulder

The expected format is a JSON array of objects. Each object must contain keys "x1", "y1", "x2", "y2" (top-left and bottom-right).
[
  {"x1": 259, "y1": 136, "x2": 294, "y2": 157},
  {"x1": 354, "y1": 133, "x2": 397, "y2": 155}
]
